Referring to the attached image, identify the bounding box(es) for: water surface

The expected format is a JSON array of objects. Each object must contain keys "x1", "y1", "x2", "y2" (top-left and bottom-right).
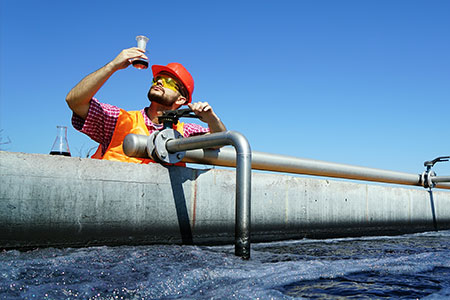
[{"x1": 1, "y1": 230, "x2": 449, "y2": 299}]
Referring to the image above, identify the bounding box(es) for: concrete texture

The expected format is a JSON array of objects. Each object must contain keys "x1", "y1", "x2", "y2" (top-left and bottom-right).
[{"x1": 1, "y1": 151, "x2": 449, "y2": 249}]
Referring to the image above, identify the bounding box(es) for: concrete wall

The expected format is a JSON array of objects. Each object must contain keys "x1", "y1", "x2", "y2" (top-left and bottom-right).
[{"x1": 1, "y1": 151, "x2": 449, "y2": 249}]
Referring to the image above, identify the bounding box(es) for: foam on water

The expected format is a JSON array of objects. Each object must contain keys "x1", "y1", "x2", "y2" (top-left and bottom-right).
[{"x1": 1, "y1": 230, "x2": 450, "y2": 299}]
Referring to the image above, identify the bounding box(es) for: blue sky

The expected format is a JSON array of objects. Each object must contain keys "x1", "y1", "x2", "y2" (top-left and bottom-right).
[{"x1": 1, "y1": 0, "x2": 449, "y2": 176}]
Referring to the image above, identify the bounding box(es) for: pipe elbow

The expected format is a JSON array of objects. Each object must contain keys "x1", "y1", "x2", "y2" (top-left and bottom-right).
[{"x1": 225, "y1": 131, "x2": 251, "y2": 155}]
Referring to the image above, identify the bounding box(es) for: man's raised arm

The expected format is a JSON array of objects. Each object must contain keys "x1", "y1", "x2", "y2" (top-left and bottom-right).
[{"x1": 65, "y1": 47, "x2": 147, "y2": 119}]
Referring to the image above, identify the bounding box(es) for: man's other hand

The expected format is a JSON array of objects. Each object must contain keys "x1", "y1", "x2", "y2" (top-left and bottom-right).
[{"x1": 188, "y1": 102, "x2": 226, "y2": 133}]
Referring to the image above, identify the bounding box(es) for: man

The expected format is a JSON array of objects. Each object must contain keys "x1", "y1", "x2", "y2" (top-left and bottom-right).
[{"x1": 66, "y1": 47, "x2": 226, "y2": 163}]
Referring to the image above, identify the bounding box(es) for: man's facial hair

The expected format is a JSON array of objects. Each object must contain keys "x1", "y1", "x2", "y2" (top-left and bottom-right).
[{"x1": 147, "y1": 89, "x2": 174, "y2": 107}]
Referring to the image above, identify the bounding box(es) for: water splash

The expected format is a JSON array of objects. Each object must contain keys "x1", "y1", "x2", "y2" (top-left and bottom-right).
[{"x1": 1, "y1": 230, "x2": 449, "y2": 299}]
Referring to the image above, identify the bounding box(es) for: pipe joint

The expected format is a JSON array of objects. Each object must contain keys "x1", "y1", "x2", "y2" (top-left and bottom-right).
[
  {"x1": 421, "y1": 170, "x2": 437, "y2": 189},
  {"x1": 421, "y1": 156, "x2": 450, "y2": 189},
  {"x1": 153, "y1": 129, "x2": 185, "y2": 164}
]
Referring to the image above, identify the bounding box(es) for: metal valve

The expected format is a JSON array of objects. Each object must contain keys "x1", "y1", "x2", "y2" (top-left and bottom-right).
[
  {"x1": 150, "y1": 128, "x2": 185, "y2": 164},
  {"x1": 123, "y1": 108, "x2": 200, "y2": 164},
  {"x1": 421, "y1": 156, "x2": 450, "y2": 189},
  {"x1": 424, "y1": 156, "x2": 450, "y2": 170},
  {"x1": 150, "y1": 108, "x2": 199, "y2": 163},
  {"x1": 158, "y1": 108, "x2": 199, "y2": 129}
]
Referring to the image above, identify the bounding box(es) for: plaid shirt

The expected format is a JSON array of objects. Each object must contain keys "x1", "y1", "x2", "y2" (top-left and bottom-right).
[{"x1": 72, "y1": 98, "x2": 209, "y2": 156}]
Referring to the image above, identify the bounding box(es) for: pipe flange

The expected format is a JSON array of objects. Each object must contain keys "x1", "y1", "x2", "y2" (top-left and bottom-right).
[
  {"x1": 153, "y1": 128, "x2": 185, "y2": 164},
  {"x1": 428, "y1": 170, "x2": 436, "y2": 189},
  {"x1": 421, "y1": 170, "x2": 436, "y2": 189},
  {"x1": 146, "y1": 131, "x2": 159, "y2": 161}
]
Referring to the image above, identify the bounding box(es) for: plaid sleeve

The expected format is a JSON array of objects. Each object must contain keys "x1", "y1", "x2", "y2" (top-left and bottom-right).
[
  {"x1": 71, "y1": 98, "x2": 120, "y2": 147},
  {"x1": 183, "y1": 122, "x2": 210, "y2": 137}
]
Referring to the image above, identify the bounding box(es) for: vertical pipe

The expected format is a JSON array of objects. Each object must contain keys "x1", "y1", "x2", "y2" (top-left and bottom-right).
[
  {"x1": 235, "y1": 151, "x2": 252, "y2": 258},
  {"x1": 231, "y1": 134, "x2": 252, "y2": 259},
  {"x1": 165, "y1": 131, "x2": 252, "y2": 259}
]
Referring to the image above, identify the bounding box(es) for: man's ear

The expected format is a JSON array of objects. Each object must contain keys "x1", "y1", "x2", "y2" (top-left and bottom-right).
[{"x1": 175, "y1": 95, "x2": 188, "y2": 106}]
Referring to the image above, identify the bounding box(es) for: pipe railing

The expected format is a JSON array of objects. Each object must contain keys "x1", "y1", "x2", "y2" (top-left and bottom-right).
[
  {"x1": 182, "y1": 148, "x2": 450, "y2": 190},
  {"x1": 124, "y1": 130, "x2": 449, "y2": 258},
  {"x1": 432, "y1": 176, "x2": 450, "y2": 184}
]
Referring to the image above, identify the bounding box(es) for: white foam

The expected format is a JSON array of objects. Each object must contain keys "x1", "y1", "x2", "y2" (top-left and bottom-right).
[{"x1": 1, "y1": 230, "x2": 449, "y2": 299}]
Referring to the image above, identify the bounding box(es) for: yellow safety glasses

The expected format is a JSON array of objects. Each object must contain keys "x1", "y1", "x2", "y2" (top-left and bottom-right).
[{"x1": 152, "y1": 75, "x2": 182, "y2": 94}]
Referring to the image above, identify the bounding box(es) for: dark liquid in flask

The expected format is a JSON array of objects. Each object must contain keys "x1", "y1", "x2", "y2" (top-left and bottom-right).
[
  {"x1": 50, "y1": 151, "x2": 71, "y2": 156},
  {"x1": 132, "y1": 59, "x2": 149, "y2": 69}
]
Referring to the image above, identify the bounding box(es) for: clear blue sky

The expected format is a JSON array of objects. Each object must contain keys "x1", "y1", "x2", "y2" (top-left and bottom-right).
[{"x1": 1, "y1": 0, "x2": 449, "y2": 176}]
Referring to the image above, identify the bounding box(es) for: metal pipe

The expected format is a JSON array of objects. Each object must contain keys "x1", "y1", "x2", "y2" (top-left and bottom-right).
[
  {"x1": 432, "y1": 176, "x2": 450, "y2": 184},
  {"x1": 123, "y1": 131, "x2": 252, "y2": 259},
  {"x1": 182, "y1": 148, "x2": 450, "y2": 190},
  {"x1": 166, "y1": 131, "x2": 252, "y2": 259},
  {"x1": 123, "y1": 134, "x2": 149, "y2": 158}
]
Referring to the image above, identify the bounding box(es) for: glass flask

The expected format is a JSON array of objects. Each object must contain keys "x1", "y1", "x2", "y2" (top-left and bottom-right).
[
  {"x1": 50, "y1": 126, "x2": 71, "y2": 156},
  {"x1": 132, "y1": 35, "x2": 149, "y2": 69}
]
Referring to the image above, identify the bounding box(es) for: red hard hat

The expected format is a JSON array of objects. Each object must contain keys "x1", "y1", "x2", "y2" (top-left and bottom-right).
[{"x1": 151, "y1": 63, "x2": 194, "y2": 103}]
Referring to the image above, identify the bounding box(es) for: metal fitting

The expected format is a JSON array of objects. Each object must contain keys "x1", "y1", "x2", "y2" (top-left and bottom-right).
[
  {"x1": 421, "y1": 170, "x2": 436, "y2": 189},
  {"x1": 421, "y1": 156, "x2": 450, "y2": 189},
  {"x1": 152, "y1": 128, "x2": 185, "y2": 164},
  {"x1": 145, "y1": 131, "x2": 159, "y2": 161}
]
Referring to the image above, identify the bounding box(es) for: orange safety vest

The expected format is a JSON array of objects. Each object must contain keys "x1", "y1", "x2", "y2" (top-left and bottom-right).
[{"x1": 91, "y1": 109, "x2": 185, "y2": 165}]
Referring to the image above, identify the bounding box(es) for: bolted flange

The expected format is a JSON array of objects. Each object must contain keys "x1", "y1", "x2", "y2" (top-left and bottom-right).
[
  {"x1": 146, "y1": 131, "x2": 159, "y2": 161},
  {"x1": 153, "y1": 128, "x2": 186, "y2": 164},
  {"x1": 421, "y1": 170, "x2": 436, "y2": 189},
  {"x1": 422, "y1": 156, "x2": 449, "y2": 189}
]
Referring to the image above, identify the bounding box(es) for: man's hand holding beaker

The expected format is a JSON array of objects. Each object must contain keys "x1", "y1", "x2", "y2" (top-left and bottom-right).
[{"x1": 110, "y1": 47, "x2": 148, "y2": 70}]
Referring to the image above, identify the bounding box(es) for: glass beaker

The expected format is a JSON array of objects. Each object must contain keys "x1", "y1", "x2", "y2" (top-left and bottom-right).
[
  {"x1": 132, "y1": 35, "x2": 149, "y2": 69},
  {"x1": 50, "y1": 126, "x2": 71, "y2": 156}
]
